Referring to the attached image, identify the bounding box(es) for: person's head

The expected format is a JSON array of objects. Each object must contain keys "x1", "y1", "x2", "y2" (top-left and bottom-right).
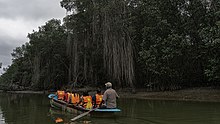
[
  {"x1": 97, "y1": 88, "x2": 101, "y2": 94},
  {"x1": 83, "y1": 91, "x2": 89, "y2": 96},
  {"x1": 66, "y1": 89, "x2": 70, "y2": 93},
  {"x1": 105, "y1": 82, "x2": 112, "y2": 89}
]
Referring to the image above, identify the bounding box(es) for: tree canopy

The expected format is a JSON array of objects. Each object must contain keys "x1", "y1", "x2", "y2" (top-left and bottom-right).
[{"x1": 0, "y1": 0, "x2": 219, "y2": 91}]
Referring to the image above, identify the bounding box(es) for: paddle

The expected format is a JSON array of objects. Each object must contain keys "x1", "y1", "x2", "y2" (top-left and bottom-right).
[{"x1": 71, "y1": 108, "x2": 97, "y2": 121}]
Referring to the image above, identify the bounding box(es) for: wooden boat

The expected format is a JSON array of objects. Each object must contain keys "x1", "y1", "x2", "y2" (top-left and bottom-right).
[{"x1": 49, "y1": 94, "x2": 121, "y2": 117}]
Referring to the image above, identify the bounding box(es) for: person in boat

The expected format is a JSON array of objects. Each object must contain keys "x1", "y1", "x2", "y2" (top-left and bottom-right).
[
  {"x1": 101, "y1": 82, "x2": 119, "y2": 109},
  {"x1": 77, "y1": 91, "x2": 93, "y2": 109},
  {"x1": 57, "y1": 90, "x2": 65, "y2": 100},
  {"x1": 92, "y1": 88, "x2": 103, "y2": 108},
  {"x1": 70, "y1": 92, "x2": 80, "y2": 105},
  {"x1": 64, "y1": 90, "x2": 67, "y2": 102},
  {"x1": 64, "y1": 90, "x2": 71, "y2": 103}
]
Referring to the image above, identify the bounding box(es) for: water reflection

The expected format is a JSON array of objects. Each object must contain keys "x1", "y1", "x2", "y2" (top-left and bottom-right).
[
  {"x1": 118, "y1": 98, "x2": 220, "y2": 124},
  {"x1": 0, "y1": 93, "x2": 220, "y2": 124},
  {"x1": 0, "y1": 93, "x2": 53, "y2": 124},
  {"x1": 48, "y1": 107, "x2": 77, "y2": 123},
  {"x1": 0, "y1": 107, "x2": 5, "y2": 124}
]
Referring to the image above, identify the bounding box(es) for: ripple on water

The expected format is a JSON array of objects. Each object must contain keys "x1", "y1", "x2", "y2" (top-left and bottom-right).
[{"x1": 0, "y1": 113, "x2": 5, "y2": 124}]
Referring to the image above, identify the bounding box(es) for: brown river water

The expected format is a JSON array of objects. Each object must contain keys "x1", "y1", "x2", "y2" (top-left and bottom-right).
[{"x1": 0, "y1": 92, "x2": 220, "y2": 124}]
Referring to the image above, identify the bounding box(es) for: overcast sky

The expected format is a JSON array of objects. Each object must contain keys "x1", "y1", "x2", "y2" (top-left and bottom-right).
[{"x1": 0, "y1": 0, "x2": 66, "y2": 74}]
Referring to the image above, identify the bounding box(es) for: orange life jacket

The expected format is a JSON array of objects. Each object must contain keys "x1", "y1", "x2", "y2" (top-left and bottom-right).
[
  {"x1": 71, "y1": 93, "x2": 80, "y2": 104},
  {"x1": 82, "y1": 96, "x2": 92, "y2": 109},
  {"x1": 66, "y1": 93, "x2": 71, "y2": 103},
  {"x1": 75, "y1": 93, "x2": 80, "y2": 103},
  {"x1": 95, "y1": 94, "x2": 103, "y2": 106},
  {"x1": 57, "y1": 90, "x2": 65, "y2": 100}
]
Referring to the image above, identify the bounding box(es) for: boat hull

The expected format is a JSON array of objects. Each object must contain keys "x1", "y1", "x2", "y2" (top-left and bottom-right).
[
  {"x1": 50, "y1": 98, "x2": 79, "y2": 114},
  {"x1": 49, "y1": 96, "x2": 121, "y2": 117}
]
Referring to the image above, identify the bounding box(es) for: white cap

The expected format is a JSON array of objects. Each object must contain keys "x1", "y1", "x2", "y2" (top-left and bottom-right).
[{"x1": 105, "y1": 82, "x2": 112, "y2": 87}]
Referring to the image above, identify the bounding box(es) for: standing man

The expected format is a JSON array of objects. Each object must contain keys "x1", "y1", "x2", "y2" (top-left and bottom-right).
[{"x1": 102, "y1": 82, "x2": 119, "y2": 108}]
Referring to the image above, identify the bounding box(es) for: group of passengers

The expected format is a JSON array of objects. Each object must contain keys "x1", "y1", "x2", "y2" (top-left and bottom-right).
[{"x1": 56, "y1": 82, "x2": 119, "y2": 109}]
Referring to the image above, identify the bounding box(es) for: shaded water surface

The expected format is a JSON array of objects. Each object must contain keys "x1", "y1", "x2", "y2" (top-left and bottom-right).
[{"x1": 0, "y1": 92, "x2": 220, "y2": 124}]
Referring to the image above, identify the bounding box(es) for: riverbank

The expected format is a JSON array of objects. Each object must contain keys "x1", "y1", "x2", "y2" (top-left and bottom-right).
[
  {"x1": 119, "y1": 87, "x2": 220, "y2": 102},
  {"x1": 1, "y1": 87, "x2": 220, "y2": 102},
  {"x1": 0, "y1": 90, "x2": 46, "y2": 94}
]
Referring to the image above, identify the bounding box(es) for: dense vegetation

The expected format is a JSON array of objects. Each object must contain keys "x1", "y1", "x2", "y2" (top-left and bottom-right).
[{"x1": 0, "y1": 0, "x2": 219, "y2": 91}]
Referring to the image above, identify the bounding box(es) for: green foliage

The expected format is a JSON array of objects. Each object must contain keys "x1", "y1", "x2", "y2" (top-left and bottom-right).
[
  {"x1": 0, "y1": 19, "x2": 67, "y2": 90},
  {"x1": 137, "y1": 0, "x2": 220, "y2": 89},
  {"x1": 0, "y1": 0, "x2": 220, "y2": 91}
]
